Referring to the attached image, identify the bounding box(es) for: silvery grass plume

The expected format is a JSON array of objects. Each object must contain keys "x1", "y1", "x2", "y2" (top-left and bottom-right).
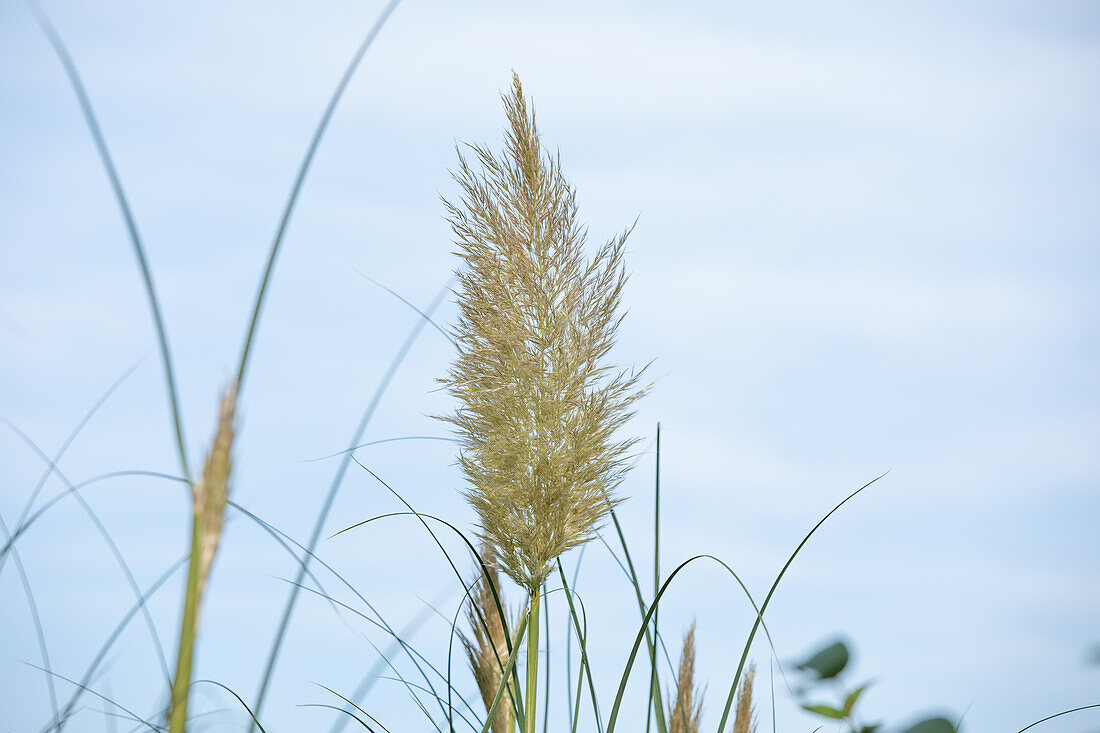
[
  {"x1": 462, "y1": 545, "x2": 521, "y2": 733},
  {"x1": 731, "y1": 664, "x2": 757, "y2": 733},
  {"x1": 669, "y1": 622, "x2": 704, "y2": 733},
  {"x1": 168, "y1": 384, "x2": 236, "y2": 733},
  {"x1": 440, "y1": 73, "x2": 647, "y2": 594}
]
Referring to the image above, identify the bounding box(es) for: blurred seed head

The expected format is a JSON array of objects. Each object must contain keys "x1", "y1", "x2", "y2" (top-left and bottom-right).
[
  {"x1": 194, "y1": 383, "x2": 236, "y2": 600},
  {"x1": 441, "y1": 73, "x2": 647, "y2": 591}
]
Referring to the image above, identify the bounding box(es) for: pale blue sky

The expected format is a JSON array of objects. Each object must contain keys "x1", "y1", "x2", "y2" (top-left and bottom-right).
[{"x1": 1, "y1": 2, "x2": 1098, "y2": 731}]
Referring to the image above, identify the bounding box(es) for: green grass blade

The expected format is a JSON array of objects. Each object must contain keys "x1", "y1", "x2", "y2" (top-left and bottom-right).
[
  {"x1": 347, "y1": 462, "x2": 527, "y2": 729},
  {"x1": 606, "y1": 551, "x2": 780, "y2": 733},
  {"x1": 607, "y1": 508, "x2": 667, "y2": 733},
  {"x1": 317, "y1": 683, "x2": 393, "y2": 733},
  {"x1": 285, "y1": 581, "x2": 460, "y2": 731},
  {"x1": 0, "y1": 470, "x2": 184, "y2": 572},
  {"x1": 27, "y1": 1, "x2": 191, "y2": 484},
  {"x1": 234, "y1": 0, "x2": 403, "y2": 394},
  {"x1": 714, "y1": 473, "x2": 887, "y2": 732},
  {"x1": 542, "y1": 581, "x2": 550, "y2": 733},
  {"x1": 524, "y1": 589, "x2": 540, "y2": 733},
  {"x1": 331, "y1": 509, "x2": 528, "y2": 728},
  {"x1": 564, "y1": 547, "x2": 586, "y2": 733},
  {"x1": 304, "y1": 435, "x2": 458, "y2": 464},
  {"x1": 192, "y1": 680, "x2": 268, "y2": 732},
  {"x1": 42, "y1": 556, "x2": 188, "y2": 733},
  {"x1": 229, "y1": 501, "x2": 468, "y2": 727},
  {"x1": 3, "y1": 421, "x2": 174, "y2": 691},
  {"x1": 647, "y1": 424, "x2": 661, "y2": 733},
  {"x1": 302, "y1": 703, "x2": 377, "y2": 732},
  {"x1": 0, "y1": 359, "x2": 142, "y2": 581},
  {"x1": 1017, "y1": 704, "x2": 1100, "y2": 732},
  {"x1": 556, "y1": 561, "x2": 603, "y2": 733},
  {"x1": 0, "y1": 511, "x2": 58, "y2": 728},
  {"x1": 481, "y1": 615, "x2": 529, "y2": 733},
  {"x1": 251, "y1": 279, "x2": 449, "y2": 721},
  {"x1": 606, "y1": 555, "x2": 712, "y2": 733},
  {"x1": 25, "y1": 664, "x2": 158, "y2": 733}
]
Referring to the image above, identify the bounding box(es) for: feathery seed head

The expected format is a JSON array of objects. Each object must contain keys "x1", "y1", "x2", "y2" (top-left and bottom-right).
[
  {"x1": 194, "y1": 383, "x2": 237, "y2": 600},
  {"x1": 462, "y1": 545, "x2": 519, "y2": 733},
  {"x1": 731, "y1": 663, "x2": 757, "y2": 733},
  {"x1": 670, "y1": 622, "x2": 704, "y2": 733},
  {"x1": 440, "y1": 73, "x2": 647, "y2": 591}
]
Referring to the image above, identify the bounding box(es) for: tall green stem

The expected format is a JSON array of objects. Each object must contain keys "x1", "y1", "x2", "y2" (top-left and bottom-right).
[
  {"x1": 168, "y1": 508, "x2": 203, "y2": 732},
  {"x1": 524, "y1": 589, "x2": 540, "y2": 733}
]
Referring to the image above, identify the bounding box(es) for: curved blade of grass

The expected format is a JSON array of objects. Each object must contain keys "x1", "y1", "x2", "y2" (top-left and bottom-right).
[
  {"x1": 605, "y1": 552, "x2": 780, "y2": 733},
  {"x1": 286, "y1": 578, "x2": 455, "y2": 731},
  {"x1": 0, "y1": 358, "x2": 143, "y2": 581},
  {"x1": 556, "y1": 560, "x2": 603, "y2": 733},
  {"x1": 43, "y1": 556, "x2": 188, "y2": 733},
  {"x1": 446, "y1": 577, "x2": 483, "y2": 733},
  {"x1": 443, "y1": 572, "x2": 524, "y2": 733},
  {"x1": 594, "y1": 533, "x2": 699, "y2": 684},
  {"x1": 481, "y1": 615, "x2": 528, "y2": 733},
  {"x1": 263, "y1": 542, "x2": 482, "y2": 730},
  {"x1": 229, "y1": 501, "x2": 471, "y2": 728},
  {"x1": 359, "y1": 637, "x2": 444, "y2": 733},
  {"x1": 1017, "y1": 703, "x2": 1100, "y2": 732},
  {"x1": 331, "y1": 508, "x2": 527, "y2": 729},
  {"x1": 2, "y1": 420, "x2": 173, "y2": 692},
  {"x1": 25, "y1": 664, "x2": 157, "y2": 733},
  {"x1": 234, "y1": 0, "x2": 403, "y2": 394},
  {"x1": 327, "y1": 602, "x2": 435, "y2": 733},
  {"x1": 351, "y1": 270, "x2": 457, "y2": 348},
  {"x1": 606, "y1": 555, "x2": 712, "y2": 733},
  {"x1": 251, "y1": 277, "x2": 449, "y2": 720},
  {"x1": 647, "y1": 424, "x2": 661, "y2": 733},
  {"x1": 302, "y1": 704, "x2": 378, "y2": 732},
  {"x1": 0, "y1": 511, "x2": 58, "y2": 727},
  {"x1": 304, "y1": 435, "x2": 458, "y2": 463},
  {"x1": 370, "y1": 675, "x2": 479, "y2": 733},
  {"x1": 564, "y1": 545, "x2": 586, "y2": 733},
  {"x1": 770, "y1": 657, "x2": 776, "y2": 733},
  {"x1": 1, "y1": 470, "x2": 186, "y2": 567},
  {"x1": 231, "y1": 507, "x2": 466, "y2": 727},
  {"x1": 193, "y1": 680, "x2": 268, "y2": 733},
  {"x1": 27, "y1": 1, "x2": 190, "y2": 484},
  {"x1": 567, "y1": 583, "x2": 589, "y2": 733},
  {"x1": 607, "y1": 507, "x2": 667, "y2": 733},
  {"x1": 714, "y1": 473, "x2": 887, "y2": 732},
  {"x1": 318, "y1": 683, "x2": 393, "y2": 733},
  {"x1": 349, "y1": 460, "x2": 527, "y2": 730}
]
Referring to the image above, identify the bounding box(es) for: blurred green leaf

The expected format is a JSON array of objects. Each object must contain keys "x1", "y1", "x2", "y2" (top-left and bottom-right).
[
  {"x1": 797, "y1": 641, "x2": 850, "y2": 680},
  {"x1": 843, "y1": 683, "x2": 871, "y2": 716},
  {"x1": 902, "y1": 718, "x2": 956, "y2": 733},
  {"x1": 802, "y1": 703, "x2": 846, "y2": 720}
]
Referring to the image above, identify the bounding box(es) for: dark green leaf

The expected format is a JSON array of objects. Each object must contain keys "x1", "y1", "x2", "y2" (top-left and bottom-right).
[
  {"x1": 797, "y1": 641, "x2": 849, "y2": 680},
  {"x1": 902, "y1": 718, "x2": 956, "y2": 733}
]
